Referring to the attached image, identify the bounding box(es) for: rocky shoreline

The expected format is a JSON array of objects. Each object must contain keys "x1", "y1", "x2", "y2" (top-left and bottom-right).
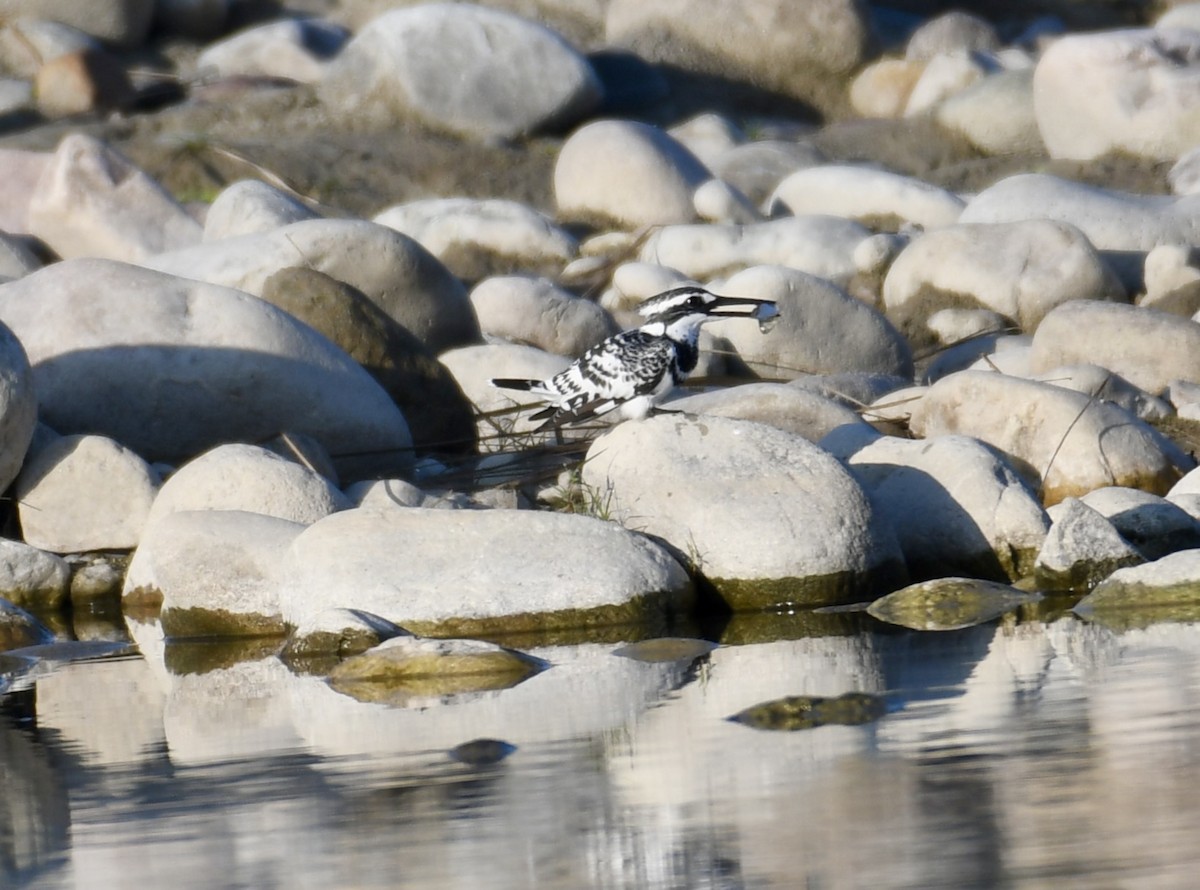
[{"x1": 3, "y1": 0, "x2": 1200, "y2": 689}]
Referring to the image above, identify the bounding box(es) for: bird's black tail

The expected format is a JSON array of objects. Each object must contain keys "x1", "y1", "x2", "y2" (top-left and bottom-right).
[{"x1": 491, "y1": 378, "x2": 538, "y2": 391}]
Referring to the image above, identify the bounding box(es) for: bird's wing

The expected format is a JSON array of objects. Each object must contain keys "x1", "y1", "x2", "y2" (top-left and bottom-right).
[{"x1": 542, "y1": 332, "x2": 675, "y2": 425}]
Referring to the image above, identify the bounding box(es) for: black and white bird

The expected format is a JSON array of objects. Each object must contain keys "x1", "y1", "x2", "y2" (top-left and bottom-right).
[{"x1": 491, "y1": 285, "x2": 779, "y2": 427}]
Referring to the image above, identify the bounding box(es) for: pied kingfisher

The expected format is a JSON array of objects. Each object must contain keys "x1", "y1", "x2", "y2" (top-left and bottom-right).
[{"x1": 491, "y1": 285, "x2": 779, "y2": 427}]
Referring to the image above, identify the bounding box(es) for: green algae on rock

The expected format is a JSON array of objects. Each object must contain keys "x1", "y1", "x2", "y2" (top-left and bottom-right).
[
  {"x1": 161, "y1": 605, "x2": 288, "y2": 640},
  {"x1": 1075, "y1": 551, "x2": 1200, "y2": 618},
  {"x1": 730, "y1": 692, "x2": 887, "y2": 731},
  {"x1": 0, "y1": 599, "x2": 54, "y2": 652},
  {"x1": 867, "y1": 577, "x2": 1039, "y2": 631}
]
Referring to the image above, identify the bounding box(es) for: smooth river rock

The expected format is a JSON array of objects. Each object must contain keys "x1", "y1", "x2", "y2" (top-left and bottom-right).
[
  {"x1": 0, "y1": 319, "x2": 35, "y2": 495},
  {"x1": 960, "y1": 173, "x2": 1200, "y2": 287},
  {"x1": 143, "y1": 218, "x2": 478, "y2": 354},
  {"x1": 320, "y1": 4, "x2": 600, "y2": 139},
  {"x1": 0, "y1": 539, "x2": 70, "y2": 612},
  {"x1": 824, "y1": 428, "x2": 1050, "y2": 582},
  {"x1": 554, "y1": 119, "x2": 710, "y2": 228},
  {"x1": 258, "y1": 266, "x2": 478, "y2": 457},
  {"x1": 142, "y1": 443, "x2": 350, "y2": 531},
  {"x1": 469, "y1": 275, "x2": 617, "y2": 358},
  {"x1": 910, "y1": 370, "x2": 1190, "y2": 505},
  {"x1": 637, "y1": 216, "x2": 870, "y2": 286},
  {"x1": 1029, "y1": 300, "x2": 1200, "y2": 396},
  {"x1": 605, "y1": 0, "x2": 873, "y2": 106},
  {"x1": 0, "y1": 259, "x2": 412, "y2": 464},
  {"x1": 14, "y1": 432, "x2": 160, "y2": 553},
  {"x1": 1077, "y1": 486, "x2": 1200, "y2": 561},
  {"x1": 202, "y1": 179, "x2": 320, "y2": 241},
  {"x1": 1076, "y1": 549, "x2": 1200, "y2": 613},
  {"x1": 1034, "y1": 28, "x2": 1200, "y2": 161},
  {"x1": 27, "y1": 133, "x2": 201, "y2": 263},
  {"x1": 768, "y1": 164, "x2": 965, "y2": 229},
  {"x1": 123, "y1": 509, "x2": 306, "y2": 635},
  {"x1": 1035, "y1": 497, "x2": 1145, "y2": 593},
  {"x1": 277, "y1": 507, "x2": 693, "y2": 635},
  {"x1": 375, "y1": 197, "x2": 578, "y2": 282},
  {"x1": 666, "y1": 382, "x2": 873, "y2": 442},
  {"x1": 882, "y1": 221, "x2": 1125, "y2": 338},
  {"x1": 708, "y1": 265, "x2": 914, "y2": 380},
  {"x1": 581, "y1": 414, "x2": 907, "y2": 608}
]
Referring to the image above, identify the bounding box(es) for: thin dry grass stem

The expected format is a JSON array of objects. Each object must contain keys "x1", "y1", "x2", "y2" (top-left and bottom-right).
[
  {"x1": 8, "y1": 23, "x2": 43, "y2": 66},
  {"x1": 127, "y1": 69, "x2": 187, "y2": 82},
  {"x1": 277, "y1": 431, "x2": 319, "y2": 476},
  {"x1": 859, "y1": 392, "x2": 924, "y2": 416},
  {"x1": 1042, "y1": 373, "x2": 1110, "y2": 486},
  {"x1": 202, "y1": 143, "x2": 324, "y2": 208},
  {"x1": 911, "y1": 325, "x2": 1022, "y2": 363}
]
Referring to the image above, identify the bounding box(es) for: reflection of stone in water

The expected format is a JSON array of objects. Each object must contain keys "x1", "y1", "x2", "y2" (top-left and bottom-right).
[
  {"x1": 611, "y1": 637, "x2": 717, "y2": 663},
  {"x1": 327, "y1": 636, "x2": 547, "y2": 707},
  {"x1": 729, "y1": 691, "x2": 887, "y2": 731},
  {"x1": 329, "y1": 673, "x2": 536, "y2": 707},
  {"x1": 449, "y1": 738, "x2": 517, "y2": 765},
  {"x1": 0, "y1": 711, "x2": 71, "y2": 884}
]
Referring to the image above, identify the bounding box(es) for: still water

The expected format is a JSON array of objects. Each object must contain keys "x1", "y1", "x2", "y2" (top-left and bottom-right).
[{"x1": 5, "y1": 606, "x2": 1200, "y2": 889}]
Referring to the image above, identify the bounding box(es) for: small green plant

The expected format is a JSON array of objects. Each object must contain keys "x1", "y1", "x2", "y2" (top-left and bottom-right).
[
  {"x1": 683, "y1": 533, "x2": 706, "y2": 575},
  {"x1": 550, "y1": 467, "x2": 617, "y2": 521}
]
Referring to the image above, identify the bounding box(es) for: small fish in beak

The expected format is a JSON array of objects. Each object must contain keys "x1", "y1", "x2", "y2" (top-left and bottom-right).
[{"x1": 754, "y1": 301, "x2": 781, "y2": 333}]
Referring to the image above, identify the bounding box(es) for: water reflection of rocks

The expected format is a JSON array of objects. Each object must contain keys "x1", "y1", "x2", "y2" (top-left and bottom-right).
[{"x1": 1, "y1": 612, "x2": 1198, "y2": 887}]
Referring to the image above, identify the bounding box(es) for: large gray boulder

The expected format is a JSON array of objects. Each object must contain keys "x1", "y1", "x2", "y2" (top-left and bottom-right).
[
  {"x1": 637, "y1": 217, "x2": 870, "y2": 286},
  {"x1": 825, "y1": 429, "x2": 1050, "y2": 581},
  {"x1": 1034, "y1": 28, "x2": 1200, "y2": 162},
  {"x1": 882, "y1": 221, "x2": 1125, "y2": 337},
  {"x1": 911, "y1": 370, "x2": 1190, "y2": 505},
  {"x1": 27, "y1": 134, "x2": 201, "y2": 263},
  {"x1": 143, "y1": 218, "x2": 478, "y2": 354},
  {"x1": 1030, "y1": 301, "x2": 1200, "y2": 396},
  {"x1": 768, "y1": 165, "x2": 965, "y2": 229},
  {"x1": 606, "y1": 0, "x2": 873, "y2": 110},
  {"x1": 123, "y1": 509, "x2": 306, "y2": 636},
  {"x1": 277, "y1": 507, "x2": 693, "y2": 635},
  {"x1": 0, "y1": 259, "x2": 412, "y2": 464},
  {"x1": 709, "y1": 265, "x2": 914, "y2": 380},
  {"x1": 374, "y1": 198, "x2": 578, "y2": 282},
  {"x1": 0, "y1": 319, "x2": 35, "y2": 495},
  {"x1": 14, "y1": 432, "x2": 159, "y2": 553},
  {"x1": 143, "y1": 444, "x2": 350, "y2": 531},
  {"x1": 320, "y1": 4, "x2": 601, "y2": 139},
  {"x1": 582, "y1": 415, "x2": 906, "y2": 608},
  {"x1": 554, "y1": 120, "x2": 710, "y2": 228},
  {"x1": 258, "y1": 267, "x2": 478, "y2": 457}
]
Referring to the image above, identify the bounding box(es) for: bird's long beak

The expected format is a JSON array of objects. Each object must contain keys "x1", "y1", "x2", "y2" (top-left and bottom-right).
[
  {"x1": 708, "y1": 295, "x2": 781, "y2": 331},
  {"x1": 708, "y1": 295, "x2": 777, "y2": 317}
]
